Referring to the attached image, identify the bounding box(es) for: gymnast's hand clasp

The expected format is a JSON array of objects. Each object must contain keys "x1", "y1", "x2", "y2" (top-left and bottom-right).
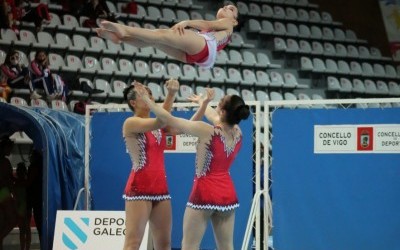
[
  {"x1": 165, "y1": 78, "x2": 179, "y2": 95},
  {"x1": 171, "y1": 21, "x2": 188, "y2": 35},
  {"x1": 133, "y1": 82, "x2": 148, "y2": 98}
]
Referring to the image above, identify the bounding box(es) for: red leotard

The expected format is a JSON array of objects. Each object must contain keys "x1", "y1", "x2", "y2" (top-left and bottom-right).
[
  {"x1": 123, "y1": 129, "x2": 170, "y2": 201},
  {"x1": 187, "y1": 126, "x2": 242, "y2": 211},
  {"x1": 185, "y1": 31, "x2": 232, "y2": 68}
]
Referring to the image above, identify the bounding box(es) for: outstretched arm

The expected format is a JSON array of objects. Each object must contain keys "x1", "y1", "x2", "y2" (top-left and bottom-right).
[
  {"x1": 123, "y1": 116, "x2": 164, "y2": 136},
  {"x1": 124, "y1": 80, "x2": 171, "y2": 135},
  {"x1": 135, "y1": 83, "x2": 213, "y2": 138},
  {"x1": 161, "y1": 78, "x2": 181, "y2": 134},
  {"x1": 171, "y1": 18, "x2": 237, "y2": 35},
  {"x1": 162, "y1": 78, "x2": 179, "y2": 112},
  {"x1": 189, "y1": 88, "x2": 214, "y2": 121},
  {"x1": 202, "y1": 106, "x2": 220, "y2": 126},
  {"x1": 187, "y1": 91, "x2": 220, "y2": 126}
]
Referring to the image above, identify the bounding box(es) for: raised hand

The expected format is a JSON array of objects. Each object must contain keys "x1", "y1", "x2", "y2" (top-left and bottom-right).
[
  {"x1": 164, "y1": 78, "x2": 179, "y2": 96},
  {"x1": 171, "y1": 21, "x2": 188, "y2": 35},
  {"x1": 187, "y1": 93, "x2": 202, "y2": 104},
  {"x1": 133, "y1": 81, "x2": 149, "y2": 98},
  {"x1": 187, "y1": 88, "x2": 214, "y2": 104},
  {"x1": 204, "y1": 88, "x2": 215, "y2": 103}
]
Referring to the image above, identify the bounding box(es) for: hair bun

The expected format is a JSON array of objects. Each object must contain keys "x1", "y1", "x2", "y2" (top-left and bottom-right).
[{"x1": 237, "y1": 104, "x2": 250, "y2": 121}]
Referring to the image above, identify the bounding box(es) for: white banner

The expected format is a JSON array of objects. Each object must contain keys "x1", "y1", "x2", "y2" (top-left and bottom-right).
[
  {"x1": 164, "y1": 134, "x2": 198, "y2": 153},
  {"x1": 314, "y1": 124, "x2": 400, "y2": 153},
  {"x1": 378, "y1": 0, "x2": 400, "y2": 60},
  {"x1": 53, "y1": 210, "x2": 149, "y2": 250}
]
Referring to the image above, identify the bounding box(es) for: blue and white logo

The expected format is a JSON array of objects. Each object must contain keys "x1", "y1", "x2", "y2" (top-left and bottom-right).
[{"x1": 62, "y1": 217, "x2": 89, "y2": 250}]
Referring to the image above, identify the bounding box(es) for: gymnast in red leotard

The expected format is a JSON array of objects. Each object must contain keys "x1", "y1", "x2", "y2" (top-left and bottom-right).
[
  {"x1": 122, "y1": 78, "x2": 215, "y2": 250},
  {"x1": 135, "y1": 83, "x2": 250, "y2": 250},
  {"x1": 121, "y1": 79, "x2": 179, "y2": 250},
  {"x1": 123, "y1": 124, "x2": 170, "y2": 200},
  {"x1": 96, "y1": 4, "x2": 238, "y2": 69}
]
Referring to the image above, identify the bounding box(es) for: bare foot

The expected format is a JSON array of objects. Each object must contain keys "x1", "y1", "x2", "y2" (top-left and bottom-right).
[
  {"x1": 99, "y1": 21, "x2": 127, "y2": 40},
  {"x1": 95, "y1": 28, "x2": 122, "y2": 44}
]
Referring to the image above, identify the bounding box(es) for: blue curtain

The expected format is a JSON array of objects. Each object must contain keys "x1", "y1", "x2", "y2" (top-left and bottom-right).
[{"x1": 0, "y1": 103, "x2": 85, "y2": 250}]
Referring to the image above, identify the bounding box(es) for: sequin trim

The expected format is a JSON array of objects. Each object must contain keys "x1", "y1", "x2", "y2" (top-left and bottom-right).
[
  {"x1": 187, "y1": 202, "x2": 239, "y2": 212},
  {"x1": 134, "y1": 133, "x2": 147, "y2": 171},
  {"x1": 216, "y1": 127, "x2": 241, "y2": 157},
  {"x1": 123, "y1": 194, "x2": 171, "y2": 201},
  {"x1": 151, "y1": 129, "x2": 162, "y2": 145},
  {"x1": 196, "y1": 142, "x2": 213, "y2": 177}
]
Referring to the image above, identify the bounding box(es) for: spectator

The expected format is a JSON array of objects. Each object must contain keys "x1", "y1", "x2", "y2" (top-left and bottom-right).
[
  {"x1": 120, "y1": 1, "x2": 137, "y2": 15},
  {"x1": 14, "y1": 162, "x2": 30, "y2": 250},
  {"x1": 26, "y1": 149, "x2": 42, "y2": 249},
  {"x1": 80, "y1": 0, "x2": 117, "y2": 28},
  {"x1": 5, "y1": 0, "x2": 51, "y2": 32},
  {"x1": 0, "y1": 137, "x2": 14, "y2": 201},
  {"x1": 0, "y1": 83, "x2": 12, "y2": 102},
  {"x1": 73, "y1": 97, "x2": 93, "y2": 115},
  {"x1": 57, "y1": 0, "x2": 85, "y2": 16},
  {"x1": 3, "y1": 0, "x2": 23, "y2": 31},
  {"x1": 52, "y1": 73, "x2": 69, "y2": 102},
  {"x1": 30, "y1": 50, "x2": 69, "y2": 101},
  {"x1": 30, "y1": 50, "x2": 52, "y2": 99},
  {"x1": 0, "y1": 0, "x2": 10, "y2": 29},
  {"x1": 1, "y1": 50, "x2": 42, "y2": 99},
  {"x1": 0, "y1": 137, "x2": 17, "y2": 250}
]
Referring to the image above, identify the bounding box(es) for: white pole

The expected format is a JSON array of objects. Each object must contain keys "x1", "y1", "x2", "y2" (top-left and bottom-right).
[
  {"x1": 255, "y1": 102, "x2": 262, "y2": 250},
  {"x1": 84, "y1": 105, "x2": 91, "y2": 210},
  {"x1": 264, "y1": 102, "x2": 271, "y2": 250},
  {"x1": 242, "y1": 191, "x2": 261, "y2": 250}
]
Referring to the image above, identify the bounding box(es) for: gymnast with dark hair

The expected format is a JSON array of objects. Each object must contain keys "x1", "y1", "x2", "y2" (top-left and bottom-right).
[
  {"x1": 121, "y1": 78, "x2": 213, "y2": 250},
  {"x1": 134, "y1": 83, "x2": 250, "y2": 250},
  {"x1": 96, "y1": 3, "x2": 238, "y2": 69}
]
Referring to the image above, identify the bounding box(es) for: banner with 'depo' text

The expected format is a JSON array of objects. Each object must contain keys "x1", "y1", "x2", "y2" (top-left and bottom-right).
[
  {"x1": 272, "y1": 108, "x2": 400, "y2": 250},
  {"x1": 314, "y1": 124, "x2": 400, "y2": 153},
  {"x1": 53, "y1": 210, "x2": 149, "y2": 250}
]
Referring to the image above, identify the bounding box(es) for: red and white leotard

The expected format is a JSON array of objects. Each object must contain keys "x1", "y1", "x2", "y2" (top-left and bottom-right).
[
  {"x1": 185, "y1": 31, "x2": 232, "y2": 69},
  {"x1": 187, "y1": 125, "x2": 242, "y2": 211},
  {"x1": 123, "y1": 129, "x2": 171, "y2": 201}
]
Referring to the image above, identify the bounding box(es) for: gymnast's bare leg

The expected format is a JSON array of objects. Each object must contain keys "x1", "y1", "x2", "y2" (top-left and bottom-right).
[{"x1": 96, "y1": 21, "x2": 206, "y2": 62}]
